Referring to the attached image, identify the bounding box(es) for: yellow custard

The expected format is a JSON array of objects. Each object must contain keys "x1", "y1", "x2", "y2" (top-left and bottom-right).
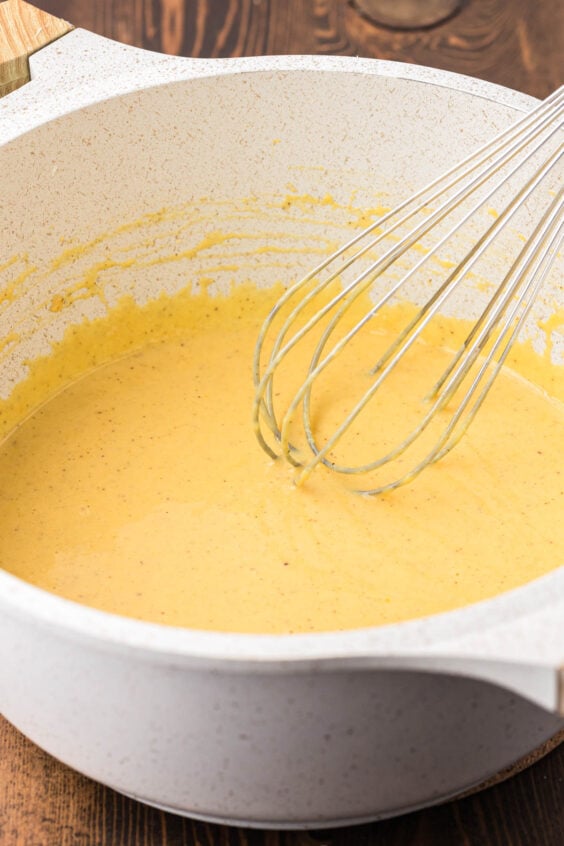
[{"x1": 0, "y1": 283, "x2": 562, "y2": 633}]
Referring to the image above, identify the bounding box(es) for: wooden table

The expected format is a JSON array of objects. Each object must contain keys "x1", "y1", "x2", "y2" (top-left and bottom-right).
[{"x1": 1, "y1": 2, "x2": 563, "y2": 844}]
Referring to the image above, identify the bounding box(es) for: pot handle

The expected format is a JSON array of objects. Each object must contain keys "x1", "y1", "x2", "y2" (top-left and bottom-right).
[
  {"x1": 0, "y1": 0, "x2": 73, "y2": 98},
  {"x1": 382, "y1": 655, "x2": 564, "y2": 716}
]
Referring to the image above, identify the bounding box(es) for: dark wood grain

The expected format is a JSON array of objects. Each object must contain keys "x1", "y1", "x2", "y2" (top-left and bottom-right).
[
  {"x1": 2, "y1": 714, "x2": 564, "y2": 846},
  {"x1": 35, "y1": 0, "x2": 563, "y2": 96},
  {"x1": 2, "y1": 1, "x2": 564, "y2": 844}
]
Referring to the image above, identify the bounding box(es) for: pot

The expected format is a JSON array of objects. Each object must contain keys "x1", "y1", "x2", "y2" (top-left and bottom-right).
[{"x1": 0, "y1": 2, "x2": 563, "y2": 830}]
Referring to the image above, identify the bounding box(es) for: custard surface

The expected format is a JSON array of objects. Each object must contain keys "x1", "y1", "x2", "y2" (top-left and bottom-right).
[{"x1": 0, "y1": 284, "x2": 562, "y2": 633}]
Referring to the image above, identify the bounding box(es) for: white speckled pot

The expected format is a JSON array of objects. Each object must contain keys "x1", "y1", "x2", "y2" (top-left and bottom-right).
[{"x1": 0, "y1": 25, "x2": 563, "y2": 829}]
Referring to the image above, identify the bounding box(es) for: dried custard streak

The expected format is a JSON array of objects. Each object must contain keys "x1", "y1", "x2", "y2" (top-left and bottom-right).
[{"x1": 0, "y1": 284, "x2": 562, "y2": 633}]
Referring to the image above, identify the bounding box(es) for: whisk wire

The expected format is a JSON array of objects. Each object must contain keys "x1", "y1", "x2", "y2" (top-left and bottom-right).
[
  {"x1": 254, "y1": 87, "x2": 564, "y2": 493},
  {"x1": 420, "y1": 201, "x2": 564, "y2": 481},
  {"x1": 298, "y1": 190, "x2": 563, "y2": 494},
  {"x1": 280, "y1": 142, "x2": 562, "y2": 476},
  {"x1": 253, "y1": 89, "x2": 563, "y2": 449}
]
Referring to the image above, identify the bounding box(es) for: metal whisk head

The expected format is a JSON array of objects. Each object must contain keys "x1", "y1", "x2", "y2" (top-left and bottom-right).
[{"x1": 253, "y1": 87, "x2": 564, "y2": 494}]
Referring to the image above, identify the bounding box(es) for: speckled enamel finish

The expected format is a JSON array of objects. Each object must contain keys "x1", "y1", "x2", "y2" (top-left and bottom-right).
[{"x1": 0, "y1": 30, "x2": 562, "y2": 828}]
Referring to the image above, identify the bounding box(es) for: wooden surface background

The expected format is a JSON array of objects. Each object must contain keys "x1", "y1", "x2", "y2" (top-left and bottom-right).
[
  {"x1": 31, "y1": 0, "x2": 563, "y2": 97},
  {"x1": 1, "y1": 1, "x2": 563, "y2": 844}
]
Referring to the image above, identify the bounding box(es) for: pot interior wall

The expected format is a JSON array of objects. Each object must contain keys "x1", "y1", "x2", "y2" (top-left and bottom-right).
[{"x1": 0, "y1": 71, "x2": 562, "y2": 403}]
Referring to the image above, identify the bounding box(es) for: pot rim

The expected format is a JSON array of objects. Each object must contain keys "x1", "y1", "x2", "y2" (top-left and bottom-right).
[
  {"x1": 0, "y1": 29, "x2": 539, "y2": 145},
  {"x1": 0, "y1": 30, "x2": 562, "y2": 669},
  {"x1": 1, "y1": 562, "x2": 564, "y2": 666}
]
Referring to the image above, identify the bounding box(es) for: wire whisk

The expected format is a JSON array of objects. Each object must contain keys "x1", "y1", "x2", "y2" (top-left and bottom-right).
[{"x1": 253, "y1": 87, "x2": 564, "y2": 494}]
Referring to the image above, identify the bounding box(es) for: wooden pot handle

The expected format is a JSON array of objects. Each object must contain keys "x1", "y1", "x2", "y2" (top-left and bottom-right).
[{"x1": 0, "y1": 0, "x2": 73, "y2": 98}]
